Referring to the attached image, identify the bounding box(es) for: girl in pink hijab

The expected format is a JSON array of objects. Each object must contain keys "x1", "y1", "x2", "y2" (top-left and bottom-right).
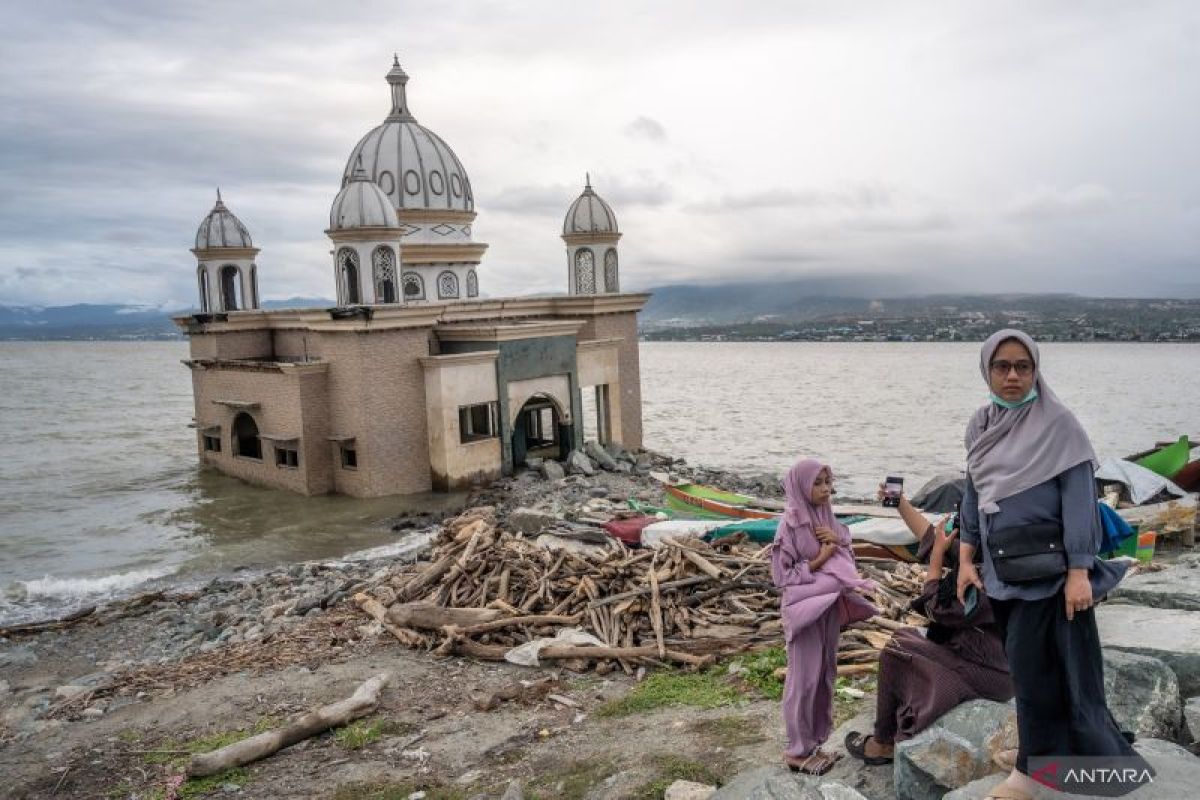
[{"x1": 772, "y1": 458, "x2": 877, "y2": 775}]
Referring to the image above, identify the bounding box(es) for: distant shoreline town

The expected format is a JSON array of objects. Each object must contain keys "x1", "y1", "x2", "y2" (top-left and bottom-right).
[{"x1": 3, "y1": 293, "x2": 1200, "y2": 342}]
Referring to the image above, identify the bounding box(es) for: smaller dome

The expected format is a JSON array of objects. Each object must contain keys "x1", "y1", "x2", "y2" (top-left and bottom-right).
[
  {"x1": 563, "y1": 176, "x2": 618, "y2": 235},
  {"x1": 330, "y1": 159, "x2": 400, "y2": 231},
  {"x1": 195, "y1": 190, "x2": 253, "y2": 249}
]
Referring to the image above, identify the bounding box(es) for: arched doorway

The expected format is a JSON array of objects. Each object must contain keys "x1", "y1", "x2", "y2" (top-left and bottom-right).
[
  {"x1": 511, "y1": 394, "x2": 571, "y2": 466},
  {"x1": 232, "y1": 412, "x2": 262, "y2": 460}
]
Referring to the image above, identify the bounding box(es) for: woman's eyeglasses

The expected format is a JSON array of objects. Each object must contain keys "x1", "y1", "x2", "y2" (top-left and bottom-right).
[{"x1": 990, "y1": 360, "x2": 1034, "y2": 377}]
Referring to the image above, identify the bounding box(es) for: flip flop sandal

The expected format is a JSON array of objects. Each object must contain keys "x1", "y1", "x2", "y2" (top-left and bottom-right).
[
  {"x1": 844, "y1": 731, "x2": 894, "y2": 765},
  {"x1": 785, "y1": 752, "x2": 835, "y2": 776}
]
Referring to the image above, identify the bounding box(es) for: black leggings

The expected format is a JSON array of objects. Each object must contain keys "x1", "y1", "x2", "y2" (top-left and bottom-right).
[{"x1": 991, "y1": 592, "x2": 1142, "y2": 775}]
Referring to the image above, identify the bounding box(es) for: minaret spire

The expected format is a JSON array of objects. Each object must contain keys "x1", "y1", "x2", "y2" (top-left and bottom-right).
[{"x1": 385, "y1": 55, "x2": 414, "y2": 122}]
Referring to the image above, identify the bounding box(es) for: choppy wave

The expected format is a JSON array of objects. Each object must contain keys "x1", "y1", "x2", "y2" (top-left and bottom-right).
[
  {"x1": 336, "y1": 530, "x2": 436, "y2": 563},
  {"x1": 0, "y1": 565, "x2": 179, "y2": 625},
  {"x1": 17, "y1": 566, "x2": 177, "y2": 600}
]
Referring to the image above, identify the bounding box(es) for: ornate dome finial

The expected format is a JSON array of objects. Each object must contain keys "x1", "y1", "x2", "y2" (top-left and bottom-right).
[
  {"x1": 585, "y1": 172, "x2": 591, "y2": 190},
  {"x1": 216, "y1": 187, "x2": 223, "y2": 205},
  {"x1": 385, "y1": 55, "x2": 413, "y2": 122}
]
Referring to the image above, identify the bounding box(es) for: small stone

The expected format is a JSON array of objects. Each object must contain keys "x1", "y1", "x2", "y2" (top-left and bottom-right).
[
  {"x1": 456, "y1": 769, "x2": 485, "y2": 786},
  {"x1": 664, "y1": 780, "x2": 716, "y2": 800},
  {"x1": 541, "y1": 460, "x2": 566, "y2": 481},
  {"x1": 585, "y1": 441, "x2": 619, "y2": 471},
  {"x1": 0, "y1": 645, "x2": 38, "y2": 668},
  {"x1": 500, "y1": 780, "x2": 524, "y2": 800},
  {"x1": 54, "y1": 685, "x2": 88, "y2": 701},
  {"x1": 566, "y1": 450, "x2": 596, "y2": 476},
  {"x1": 221, "y1": 783, "x2": 241, "y2": 793},
  {"x1": 407, "y1": 792, "x2": 426, "y2": 800},
  {"x1": 81, "y1": 706, "x2": 105, "y2": 719}
]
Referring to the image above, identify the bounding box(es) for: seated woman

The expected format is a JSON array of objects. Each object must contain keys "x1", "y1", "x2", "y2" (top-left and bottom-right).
[{"x1": 844, "y1": 487, "x2": 1014, "y2": 764}]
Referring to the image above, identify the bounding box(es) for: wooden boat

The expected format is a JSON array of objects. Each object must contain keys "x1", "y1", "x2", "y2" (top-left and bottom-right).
[
  {"x1": 1134, "y1": 435, "x2": 1192, "y2": 479},
  {"x1": 661, "y1": 481, "x2": 781, "y2": 520},
  {"x1": 653, "y1": 475, "x2": 922, "y2": 561}
]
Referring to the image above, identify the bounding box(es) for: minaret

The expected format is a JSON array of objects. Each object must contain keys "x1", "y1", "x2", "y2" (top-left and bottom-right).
[
  {"x1": 326, "y1": 157, "x2": 404, "y2": 305},
  {"x1": 562, "y1": 175, "x2": 622, "y2": 295},
  {"x1": 192, "y1": 190, "x2": 260, "y2": 312}
]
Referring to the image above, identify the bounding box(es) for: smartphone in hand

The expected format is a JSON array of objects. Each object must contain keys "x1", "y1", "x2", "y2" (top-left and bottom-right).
[{"x1": 882, "y1": 476, "x2": 904, "y2": 507}]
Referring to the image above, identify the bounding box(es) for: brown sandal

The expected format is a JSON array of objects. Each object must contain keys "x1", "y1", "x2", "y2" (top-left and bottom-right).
[{"x1": 785, "y1": 749, "x2": 839, "y2": 776}]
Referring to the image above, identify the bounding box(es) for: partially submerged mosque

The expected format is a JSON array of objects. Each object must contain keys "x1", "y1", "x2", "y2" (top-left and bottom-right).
[{"x1": 174, "y1": 58, "x2": 648, "y2": 497}]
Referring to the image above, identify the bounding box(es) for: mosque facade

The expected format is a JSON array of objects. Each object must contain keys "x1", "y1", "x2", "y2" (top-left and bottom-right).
[{"x1": 174, "y1": 58, "x2": 647, "y2": 497}]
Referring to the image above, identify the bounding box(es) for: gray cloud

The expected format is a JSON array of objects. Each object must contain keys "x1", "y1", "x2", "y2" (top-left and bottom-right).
[
  {"x1": 625, "y1": 116, "x2": 667, "y2": 142},
  {"x1": 1, "y1": 0, "x2": 1198, "y2": 306}
]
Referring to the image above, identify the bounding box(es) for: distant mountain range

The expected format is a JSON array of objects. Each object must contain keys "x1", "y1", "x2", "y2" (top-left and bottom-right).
[
  {"x1": 0, "y1": 299, "x2": 333, "y2": 340},
  {"x1": 1, "y1": 282, "x2": 1196, "y2": 340}
]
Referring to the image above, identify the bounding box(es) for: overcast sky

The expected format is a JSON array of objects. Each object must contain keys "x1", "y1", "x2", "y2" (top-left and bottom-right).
[{"x1": 1, "y1": 0, "x2": 1197, "y2": 308}]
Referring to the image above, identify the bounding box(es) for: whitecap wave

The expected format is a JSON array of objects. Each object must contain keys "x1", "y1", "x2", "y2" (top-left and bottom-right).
[
  {"x1": 336, "y1": 530, "x2": 435, "y2": 564},
  {"x1": 18, "y1": 566, "x2": 178, "y2": 600}
]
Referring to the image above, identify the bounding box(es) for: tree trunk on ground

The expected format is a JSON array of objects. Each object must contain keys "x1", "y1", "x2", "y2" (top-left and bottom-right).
[{"x1": 186, "y1": 673, "x2": 392, "y2": 777}]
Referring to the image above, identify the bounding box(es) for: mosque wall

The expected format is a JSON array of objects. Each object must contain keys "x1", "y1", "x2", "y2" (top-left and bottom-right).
[
  {"x1": 189, "y1": 362, "x2": 331, "y2": 495},
  {"x1": 317, "y1": 327, "x2": 434, "y2": 497},
  {"x1": 574, "y1": 312, "x2": 643, "y2": 448},
  {"x1": 420, "y1": 352, "x2": 502, "y2": 490}
]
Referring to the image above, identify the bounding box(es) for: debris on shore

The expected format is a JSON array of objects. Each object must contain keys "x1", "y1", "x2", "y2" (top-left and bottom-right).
[{"x1": 350, "y1": 506, "x2": 930, "y2": 675}]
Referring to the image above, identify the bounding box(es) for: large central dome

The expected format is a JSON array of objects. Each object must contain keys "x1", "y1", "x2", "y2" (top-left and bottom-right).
[{"x1": 342, "y1": 58, "x2": 474, "y2": 213}]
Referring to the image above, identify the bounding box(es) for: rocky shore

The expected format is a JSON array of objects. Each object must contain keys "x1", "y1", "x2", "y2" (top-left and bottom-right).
[{"x1": 2, "y1": 448, "x2": 1199, "y2": 799}]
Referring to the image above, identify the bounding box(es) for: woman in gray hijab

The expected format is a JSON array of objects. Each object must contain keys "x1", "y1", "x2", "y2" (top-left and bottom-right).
[{"x1": 956, "y1": 330, "x2": 1150, "y2": 800}]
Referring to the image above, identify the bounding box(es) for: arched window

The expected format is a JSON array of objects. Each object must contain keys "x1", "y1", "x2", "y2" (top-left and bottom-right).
[
  {"x1": 574, "y1": 249, "x2": 595, "y2": 294},
  {"x1": 198, "y1": 266, "x2": 210, "y2": 313},
  {"x1": 372, "y1": 246, "x2": 398, "y2": 304},
  {"x1": 249, "y1": 264, "x2": 259, "y2": 309},
  {"x1": 466, "y1": 269, "x2": 479, "y2": 298},
  {"x1": 220, "y1": 265, "x2": 242, "y2": 311},
  {"x1": 604, "y1": 249, "x2": 619, "y2": 293},
  {"x1": 338, "y1": 248, "x2": 360, "y2": 305},
  {"x1": 437, "y1": 270, "x2": 459, "y2": 299},
  {"x1": 402, "y1": 272, "x2": 425, "y2": 300},
  {"x1": 232, "y1": 412, "x2": 262, "y2": 460}
]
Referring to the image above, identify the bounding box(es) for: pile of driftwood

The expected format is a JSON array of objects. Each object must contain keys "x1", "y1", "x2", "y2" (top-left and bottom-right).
[{"x1": 353, "y1": 508, "x2": 930, "y2": 674}]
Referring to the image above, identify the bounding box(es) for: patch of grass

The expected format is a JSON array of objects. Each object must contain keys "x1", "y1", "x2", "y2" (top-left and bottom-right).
[
  {"x1": 730, "y1": 646, "x2": 787, "y2": 699},
  {"x1": 333, "y1": 782, "x2": 467, "y2": 800},
  {"x1": 116, "y1": 728, "x2": 143, "y2": 744},
  {"x1": 333, "y1": 717, "x2": 413, "y2": 750},
  {"x1": 103, "y1": 781, "x2": 134, "y2": 799},
  {"x1": 595, "y1": 669, "x2": 741, "y2": 717},
  {"x1": 689, "y1": 714, "x2": 767, "y2": 748},
  {"x1": 633, "y1": 753, "x2": 733, "y2": 800},
  {"x1": 527, "y1": 757, "x2": 618, "y2": 800},
  {"x1": 141, "y1": 722, "x2": 273, "y2": 799}
]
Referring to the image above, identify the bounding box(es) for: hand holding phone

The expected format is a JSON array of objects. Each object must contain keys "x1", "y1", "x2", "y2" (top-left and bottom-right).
[{"x1": 882, "y1": 476, "x2": 904, "y2": 507}]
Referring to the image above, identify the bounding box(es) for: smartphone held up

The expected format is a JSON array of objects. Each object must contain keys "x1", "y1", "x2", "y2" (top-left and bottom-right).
[{"x1": 882, "y1": 476, "x2": 904, "y2": 507}]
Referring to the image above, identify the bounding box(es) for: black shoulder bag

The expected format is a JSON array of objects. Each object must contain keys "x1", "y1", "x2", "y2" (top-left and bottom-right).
[{"x1": 986, "y1": 522, "x2": 1067, "y2": 584}]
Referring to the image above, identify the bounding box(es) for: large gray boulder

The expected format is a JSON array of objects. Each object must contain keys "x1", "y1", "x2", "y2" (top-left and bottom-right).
[
  {"x1": 541, "y1": 460, "x2": 566, "y2": 481},
  {"x1": 1111, "y1": 556, "x2": 1200, "y2": 612},
  {"x1": 585, "y1": 441, "x2": 619, "y2": 471},
  {"x1": 894, "y1": 700, "x2": 1014, "y2": 800},
  {"x1": 1097, "y1": 604, "x2": 1200, "y2": 696},
  {"x1": 1103, "y1": 649, "x2": 1182, "y2": 741},
  {"x1": 1183, "y1": 696, "x2": 1200, "y2": 743},
  {"x1": 567, "y1": 449, "x2": 596, "y2": 476},
  {"x1": 944, "y1": 738, "x2": 1199, "y2": 799},
  {"x1": 710, "y1": 767, "x2": 868, "y2": 800}
]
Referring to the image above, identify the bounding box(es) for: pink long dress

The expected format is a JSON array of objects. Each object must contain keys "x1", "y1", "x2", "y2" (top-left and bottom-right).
[{"x1": 771, "y1": 459, "x2": 877, "y2": 758}]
